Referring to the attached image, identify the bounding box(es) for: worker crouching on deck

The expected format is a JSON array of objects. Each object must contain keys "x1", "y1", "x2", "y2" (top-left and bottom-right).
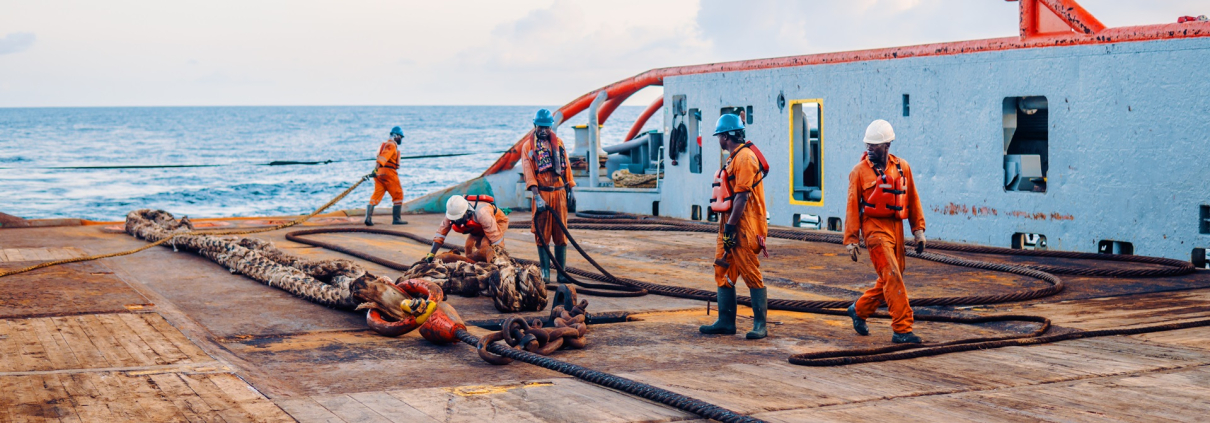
[
  {"x1": 520, "y1": 109, "x2": 576, "y2": 283},
  {"x1": 844, "y1": 119, "x2": 927, "y2": 344},
  {"x1": 365, "y1": 126, "x2": 407, "y2": 226},
  {"x1": 426, "y1": 195, "x2": 509, "y2": 263},
  {"x1": 700, "y1": 113, "x2": 770, "y2": 340}
]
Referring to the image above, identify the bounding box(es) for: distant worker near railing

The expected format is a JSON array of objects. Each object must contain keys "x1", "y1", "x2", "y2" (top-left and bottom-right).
[
  {"x1": 701, "y1": 113, "x2": 771, "y2": 340},
  {"x1": 365, "y1": 126, "x2": 407, "y2": 226},
  {"x1": 844, "y1": 119, "x2": 927, "y2": 344},
  {"x1": 520, "y1": 109, "x2": 576, "y2": 283},
  {"x1": 425, "y1": 194, "x2": 509, "y2": 263}
]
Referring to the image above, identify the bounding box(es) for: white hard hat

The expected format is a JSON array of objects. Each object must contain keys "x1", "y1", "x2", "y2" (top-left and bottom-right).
[
  {"x1": 863, "y1": 119, "x2": 895, "y2": 145},
  {"x1": 445, "y1": 195, "x2": 469, "y2": 220}
]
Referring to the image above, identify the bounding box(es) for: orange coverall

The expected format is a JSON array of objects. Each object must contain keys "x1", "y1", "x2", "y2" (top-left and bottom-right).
[
  {"x1": 843, "y1": 152, "x2": 926, "y2": 334},
  {"x1": 434, "y1": 205, "x2": 510, "y2": 262},
  {"x1": 370, "y1": 141, "x2": 404, "y2": 206},
  {"x1": 520, "y1": 133, "x2": 575, "y2": 246},
  {"x1": 714, "y1": 145, "x2": 768, "y2": 289}
]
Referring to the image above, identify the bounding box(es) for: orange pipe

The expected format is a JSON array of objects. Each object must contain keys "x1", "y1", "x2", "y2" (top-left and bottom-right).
[
  {"x1": 596, "y1": 87, "x2": 640, "y2": 124},
  {"x1": 1038, "y1": 0, "x2": 1105, "y2": 34},
  {"x1": 623, "y1": 97, "x2": 664, "y2": 142},
  {"x1": 481, "y1": 18, "x2": 1210, "y2": 176}
]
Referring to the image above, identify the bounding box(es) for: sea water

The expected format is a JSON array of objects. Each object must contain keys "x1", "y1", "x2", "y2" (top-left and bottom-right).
[{"x1": 0, "y1": 106, "x2": 661, "y2": 221}]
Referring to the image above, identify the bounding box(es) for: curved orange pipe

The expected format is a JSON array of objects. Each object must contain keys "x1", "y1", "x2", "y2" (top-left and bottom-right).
[
  {"x1": 482, "y1": 12, "x2": 1208, "y2": 176},
  {"x1": 596, "y1": 84, "x2": 643, "y2": 124},
  {"x1": 623, "y1": 97, "x2": 664, "y2": 142}
]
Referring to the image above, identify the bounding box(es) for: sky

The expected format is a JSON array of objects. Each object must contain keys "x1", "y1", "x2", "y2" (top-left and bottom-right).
[{"x1": 0, "y1": 0, "x2": 1203, "y2": 108}]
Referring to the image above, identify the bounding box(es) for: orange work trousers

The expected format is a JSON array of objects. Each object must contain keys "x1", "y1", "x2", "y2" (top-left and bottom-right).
[
  {"x1": 370, "y1": 171, "x2": 404, "y2": 206},
  {"x1": 713, "y1": 228, "x2": 765, "y2": 289},
  {"x1": 854, "y1": 234, "x2": 914, "y2": 333},
  {"x1": 531, "y1": 189, "x2": 568, "y2": 246}
]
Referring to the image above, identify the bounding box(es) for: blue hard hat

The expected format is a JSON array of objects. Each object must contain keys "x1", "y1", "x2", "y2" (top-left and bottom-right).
[
  {"x1": 533, "y1": 109, "x2": 555, "y2": 127},
  {"x1": 390, "y1": 126, "x2": 404, "y2": 137},
  {"x1": 713, "y1": 113, "x2": 745, "y2": 136}
]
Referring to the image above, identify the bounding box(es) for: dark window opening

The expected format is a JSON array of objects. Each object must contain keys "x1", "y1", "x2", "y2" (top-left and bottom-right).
[
  {"x1": 1200, "y1": 205, "x2": 1210, "y2": 234},
  {"x1": 691, "y1": 205, "x2": 702, "y2": 221},
  {"x1": 1011, "y1": 232, "x2": 1048, "y2": 250},
  {"x1": 791, "y1": 101, "x2": 823, "y2": 203},
  {"x1": 793, "y1": 213, "x2": 821, "y2": 229},
  {"x1": 1003, "y1": 96, "x2": 1049, "y2": 192},
  {"x1": 1193, "y1": 248, "x2": 1207, "y2": 269},
  {"x1": 902, "y1": 94, "x2": 910, "y2": 117},
  {"x1": 688, "y1": 108, "x2": 703, "y2": 174},
  {"x1": 827, "y1": 217, "x2": 843, "y2": 232},
  {"x1": 652, "y1": 201, "x2": 660, "y2": 217},
  {"x1": 1098, "y1": 240, "x2": 1134, "y2": 255},
  {"x1": 707, "y1": 209, "x2": 720, "y2": 223}
]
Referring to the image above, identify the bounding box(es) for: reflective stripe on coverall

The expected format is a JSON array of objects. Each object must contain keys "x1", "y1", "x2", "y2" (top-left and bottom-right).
[{"x1": 435, "y1": 205, "x2": 510, "y2": 262}]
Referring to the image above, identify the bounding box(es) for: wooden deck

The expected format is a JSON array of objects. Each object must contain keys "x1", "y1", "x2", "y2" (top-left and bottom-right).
[{"x1": 2, "y1": 212, "x2": 1209, "y2": 422}]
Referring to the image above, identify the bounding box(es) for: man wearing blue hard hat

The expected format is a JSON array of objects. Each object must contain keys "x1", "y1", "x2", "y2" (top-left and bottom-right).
[
  {"x1": 520, "y1": 109, "x2": 576, "y2": 284},
  {"x1": 365, "y1": 126, "x2": 407, "y2": 226},
  {"x1": 701, "y1": 112, "x2": 771, "y2": 340}
]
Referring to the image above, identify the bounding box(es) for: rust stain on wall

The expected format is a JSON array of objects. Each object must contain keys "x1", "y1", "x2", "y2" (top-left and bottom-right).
[{"x1": 933, "y1": 203, "x2": 998, "y2": 217}]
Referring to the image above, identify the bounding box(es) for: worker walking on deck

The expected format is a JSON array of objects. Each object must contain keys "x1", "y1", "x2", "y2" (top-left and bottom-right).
[
  {"x1": 520, "y1": 109, "x2": 576, "y2": 284},
  {"x1": 366, "y1": 126, "x2": 407, "y2": 226},
  {"x1": 844, "y1": 119, "x2": 927, "y2": 344},
  {"x1": 700, "y1": 113, "x2": 770, "y2": 340},
  {"x1": 426, "y1": 195, "x2": 510, "y2": 263}
]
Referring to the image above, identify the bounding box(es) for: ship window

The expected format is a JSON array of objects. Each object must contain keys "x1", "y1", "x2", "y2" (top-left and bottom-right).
[
  {"x1": 1193, "y1": 248, "x2": 1207, "y2": 269},
  {"x1": 688, "y1": 108, "x2": 702, "y2": 174},
  {"x1": 789, "y1": 99, "x2": 824, "y2": 205},
  {"x1": 652, "y1": 201, "x2": 659, "y2": 217},
  {"x1": 707, "y1": 209, "x2": 720, "y2": 223},
  {"x1": 793, "y1": 213, "x2": 821, "y2": 229},
  {"x1": 827, "y1": 217, "x2": 842, "y2": 232},
  {"x1": 902, "y1": 94, "x2": 910, "y2": 117},
  {"x1": 1200, "y1": 205, "x2": 1209, "y2": 234},
  {"x1": 1003, "y1": 96, "x2": 1049, "y2": 192},
  {"x1": 1098, "y1": 240, "x2": 1133, "y2": 255},
  {"x1": 691, "y1": 205, "x2": 702, "y2": 221},
  {"x1": 1012, "y1": 232, "x2": 1047, "y2": 250}
]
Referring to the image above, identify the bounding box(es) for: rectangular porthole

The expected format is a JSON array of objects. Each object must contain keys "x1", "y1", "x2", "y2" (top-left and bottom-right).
[
  {"x1": 793, "y1": 213, "x2": 821, "y2": 229},
  {"x1": 902, "y1": 94, "x2": 910, "y2": 117},
  {"x1": 691, "y1": 205, "x2": 702, "y2": 221},
  {"x1": 827, "y1": 217, "x2": 842, "y2": 232},
  {"x1": 1011, "y1": 232, "x2": 1047, "y2": 250},
  {"x1": 789, "y1": 99, "x2": 824, "y2": 206},
  {"x1": 1098, "y1": 240, "x2": 1134, "y2": 255},
  {"x1": 652, "y1": 201, "x2": 660, "y2": 217},
  {"x1": 1193, "y1": 248, "x2": 1207, "y2": 269},
  {"x1": 707, "y1": 209, "x2": 720, "y2": 223},
  {"x1": 1003, "y1": 96, "x2": 1048, "y2": 192},
  {"x1": 1200, "y1": 205, "x2": 1209, "y2": 234},
  {"x1": 688, "y1": 108, "x2": 702, "y2": 174}
]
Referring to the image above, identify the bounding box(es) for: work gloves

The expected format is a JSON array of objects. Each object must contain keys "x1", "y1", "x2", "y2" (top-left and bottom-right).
[
  {"x1": 722, "y1": 224, "x2": 739, "y2": 250},
  {"x1": 847, "y1": 243, "x2": 861, "y2": 262},
  {"x1": 566, "y1": 189, "x2": 577, "y2": 213},
  {"x1": 534, "y1": 195, "x2": 548, "y2": 212},
  {"x1": 913, "y1": 230, "x2": 926, "y2": 254},
  {"x1": 422, "y1": 252, "x2": 436, "y2": 263}
]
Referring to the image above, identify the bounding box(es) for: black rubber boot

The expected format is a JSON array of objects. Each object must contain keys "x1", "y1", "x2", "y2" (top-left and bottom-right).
[
  {"x1": 554, "y1": 245, "x2": 568, "y2": 284},
  {"x1": 746, "y1": 287, "x2": 768, "y2": 339},
  {"x1": 364, "y1": 205, "x2": 375, "y2": 226},
  {"x1": 537, "y1": 247, "x2": 551, "y2": 283},
  {"x1": 848, "y1": 303, "x2": 869, "y2": 336},
  {"x1": 391, "y1": 205, "x2": 406, "y2": 225},
  {"x1": 700, "y1": 286, "x2": 737, "y2": 335},
  {"x1": 892, "y1": 331, "x2": 923, "y2": 344}
]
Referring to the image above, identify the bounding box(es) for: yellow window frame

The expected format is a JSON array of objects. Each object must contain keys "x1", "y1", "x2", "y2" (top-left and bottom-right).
[{"x1": 788, "y1": 98, "x2": 824, "y2": 206}]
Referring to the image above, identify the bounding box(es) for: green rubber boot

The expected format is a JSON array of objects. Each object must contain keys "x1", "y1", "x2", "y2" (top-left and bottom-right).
[
  {"x1": 364, "y1": 205, "x2": 375, "y2": 226},
  {"x1": 391, "y1": 205, "x2": 407, "y2": 225},
  {"x1": 537, "y1": 247, "x2": 551, "y2": 283},
  {"x1": 746, "y1": 287, "x2": 768, "y2": 339},
  {"x1": 554, "y1": 245, "x2": 569, "y2": 284},
  {"x1": 700, "y1": 286, "x2": 737, "y2": 335}
]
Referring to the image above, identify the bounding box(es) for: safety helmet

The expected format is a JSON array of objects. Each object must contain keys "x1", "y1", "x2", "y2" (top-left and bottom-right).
[
  {"x1": 862, "y1": 120, "x2": 895, "y2": 144},
  {"x1": 713, "y1": 113, "x2": 745, "y2": 136},
  {"x1": 390, "y1": 126, "x2": 405, "y2": 138},
  {"x1": 445, "y1": 195, "x2": 469, "y2": 221},
  {"x1": 533, "y1": 109, "x2": 555, "y2": 127}
]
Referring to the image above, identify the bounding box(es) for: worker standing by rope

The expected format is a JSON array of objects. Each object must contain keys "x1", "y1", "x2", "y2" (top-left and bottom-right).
[
  {"x1": 520, "y1": 109, "x2": 576, "y2": 283},
  {"x1": 700, "y1": 114, "x2": 770, "y2": 340},
  {"x1": 365, "y1": 126, "x2": 407, "y2": 226},
  {"x1": 844, "y1": 119, "x2": 927, "y2": 344},
  {"x1": 426, "y1": 195, "x2": 509, "y2": 263}
]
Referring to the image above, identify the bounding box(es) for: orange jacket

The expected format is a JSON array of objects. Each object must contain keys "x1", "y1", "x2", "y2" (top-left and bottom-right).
[
  {"x1": 376, "y1": 141, "x2": 400, "y2": 171},
  {"x1": 723, "y1": 144, "x2": 768, "y2": 238},
  {"x1": 520, "y1": 133, "x2": 575, "y2": 191},
  {"x1": 843, "y1": 153, "x2": 925, "y2": 245},
  {"x1": 434, "y1": 205, "x2": 508, "y2": 245}
]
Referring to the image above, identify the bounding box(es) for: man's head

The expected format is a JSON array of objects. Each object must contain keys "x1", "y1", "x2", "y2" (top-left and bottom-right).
[
  {"x1": 533, "y1": 109, "x2": 555, "y2": 141},
  {"x1": 863, "y1": 119, "x2": 895, "y2": 164},
  {"x1": 713, "y1": 113, "x2": 746, "y2": 150},
  {"x1": 390, "y1": 126, "x2": 405, "y2": 144}
]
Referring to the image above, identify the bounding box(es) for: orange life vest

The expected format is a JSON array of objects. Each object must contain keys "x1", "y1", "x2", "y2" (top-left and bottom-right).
[
  {"x1": 860, "y1": 162, "x2": 908, "y2": 220},
  {"x1": 709, "y1": 142, "x2": 770, "y2": 213},
  {"x1": 451, "y1": 195, "x2": 496, "y2": 235}
]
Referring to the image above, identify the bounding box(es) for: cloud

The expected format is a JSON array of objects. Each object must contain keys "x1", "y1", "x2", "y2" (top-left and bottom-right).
[{"x1": 0, "y1": 32, "x2": 36, "y2": 55}]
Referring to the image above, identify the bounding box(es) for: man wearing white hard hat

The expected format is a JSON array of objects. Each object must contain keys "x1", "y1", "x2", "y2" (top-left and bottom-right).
[
  {"x1": 842, "y1": 119, "x2": 927, "y2": 344},
  {"x1": 426, "y1": 194, "x2": 510, "y2": 263}
]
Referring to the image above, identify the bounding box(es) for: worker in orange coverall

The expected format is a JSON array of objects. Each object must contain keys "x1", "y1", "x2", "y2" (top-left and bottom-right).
[
  {"x1": 365, "y1": 126, "x2": 407, "y2": 226},
  {"x1": 520, "y1": 109, "x2": 575, "y2": 284},
  {"x1": 844, "y1": 119, "x2": 927, "y2": 344},
  {"x1": 699, "y1": 113, "x2": 770, "y2": 340},
  {"x1": 425, "y1": 194, "x2": 510, "y2": 263}
]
